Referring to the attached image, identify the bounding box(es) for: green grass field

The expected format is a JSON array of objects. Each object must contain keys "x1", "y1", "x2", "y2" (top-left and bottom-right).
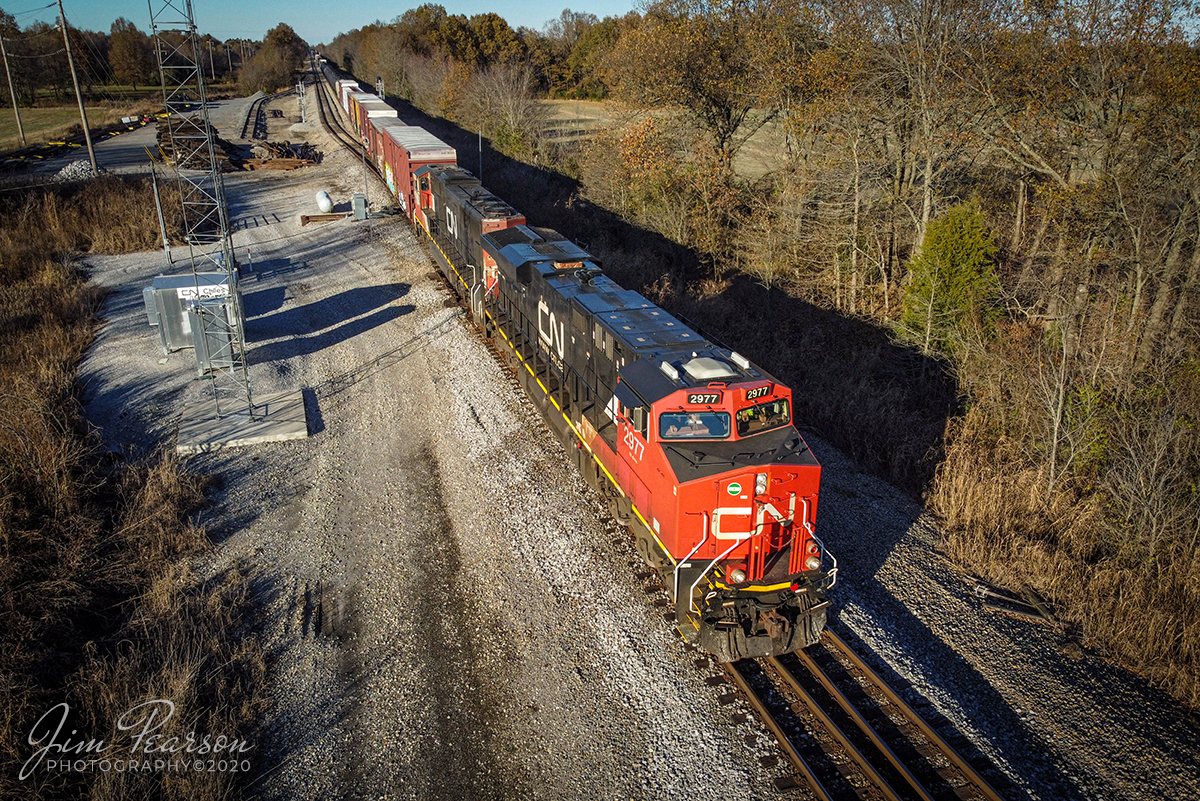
[
  {"x1": 0, "y1": 89, "x2": 172, "y2": 153},
  {"x1": 0, "y1": 106, "x2": 88, "y2": 151}
]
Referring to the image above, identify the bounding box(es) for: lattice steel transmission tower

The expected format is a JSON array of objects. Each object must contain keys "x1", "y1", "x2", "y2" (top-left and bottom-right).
[{"x1": 149, "y1": 0, "x2": 254, "y2": 419}]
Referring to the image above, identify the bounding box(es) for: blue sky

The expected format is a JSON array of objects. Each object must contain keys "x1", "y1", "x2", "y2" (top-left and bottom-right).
[{"x1": 10, "y1": 0, "x2": 636, "y2": 45}]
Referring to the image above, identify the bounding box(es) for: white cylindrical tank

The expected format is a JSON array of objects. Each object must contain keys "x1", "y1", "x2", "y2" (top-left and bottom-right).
[{"x1": 315, "y1": 191, "x2": 333, "y2": 213}]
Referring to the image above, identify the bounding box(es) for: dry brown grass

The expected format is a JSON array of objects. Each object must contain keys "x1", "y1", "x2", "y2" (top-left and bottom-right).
[
  {"x1": 0, "y1": 176, "x2": 264, "y2": 800},
  {"x1": 932, "y1": 348, "x2": 1200, "y2": 708}
]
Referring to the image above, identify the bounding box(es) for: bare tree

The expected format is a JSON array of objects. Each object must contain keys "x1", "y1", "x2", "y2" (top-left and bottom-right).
[{"x1": 467, "y1": 63, "x2": 547, "y2": 158}]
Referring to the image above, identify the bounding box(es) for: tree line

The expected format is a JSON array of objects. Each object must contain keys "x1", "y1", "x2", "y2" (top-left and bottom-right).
[
  {"x1": 332, "y1": 0, "x2": 1200, "y2": 708},
  {"x1": 0, "y1": 9, "x2": 304, "y2": 105}
]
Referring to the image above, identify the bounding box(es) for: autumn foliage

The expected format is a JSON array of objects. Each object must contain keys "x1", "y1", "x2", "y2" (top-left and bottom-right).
[{"x1": 334, "y1": 0, "x2": 1200, "y2": 705}]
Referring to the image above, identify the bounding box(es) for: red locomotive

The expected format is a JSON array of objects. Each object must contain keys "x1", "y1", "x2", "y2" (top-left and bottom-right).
[{"x1": 322, "y1": 67, "x2": 836, "y2": 662}]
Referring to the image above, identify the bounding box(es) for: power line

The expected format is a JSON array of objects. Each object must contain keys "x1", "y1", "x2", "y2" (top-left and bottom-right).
[
  {"x1": 4, "y1": 46, "x2": 64, "y2": 57},
  {"x1": 9, "y1": 2, "x2": 57, "y2": 19},
  {"x1": 1, "y1": 26, "x2": 61, "y2": 43}
]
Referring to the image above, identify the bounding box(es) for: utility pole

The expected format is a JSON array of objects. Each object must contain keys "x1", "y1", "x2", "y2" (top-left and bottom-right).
[
  {"x1": 360, "y1": 140, "x2": 369, "y2": 207},
  {"x1": 207, "y1": 41, "x2": 214, "y2": 80},
  {"x1": 58, "y1": 0, "x2": 97, "y2": 175},
  {"x1": 225, "y1": 44, "x2": 232, "y2": 72},
  {"x1": 0, "y1": 33, "x2": 25, "y2": 147}
]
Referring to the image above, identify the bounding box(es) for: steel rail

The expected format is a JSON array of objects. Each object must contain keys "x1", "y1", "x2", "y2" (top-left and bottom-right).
[
  {"x1": 310, "y1": 60, "x2": 380, "y2": 176},
  {"x1": 822, "y1": 629, "x2": 1008, "y2": 801},
  {"x1": 775, "y1": 652, "x2": 937, "y2": 801},
  {"x1": 763, "y1": 657, "x2": 906, "y2": 801},
  {"x1": 240, "y1": 92, "x2": 265, "y2": 140},
  {"x1": 723, "y1": 663, "x2": 834, "y2": 801},
  {"x1": 311, "y1": 68, "x2": 353, "y2": 147}
]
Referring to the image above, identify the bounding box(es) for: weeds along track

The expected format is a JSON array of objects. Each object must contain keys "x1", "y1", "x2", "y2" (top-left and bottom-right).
[{"x1": 726, "y1": 629, "x2": 1010, "y2": 801}]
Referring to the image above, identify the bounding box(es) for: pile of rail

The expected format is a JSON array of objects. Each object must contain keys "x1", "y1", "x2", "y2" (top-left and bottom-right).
[
  {"x1": 156, "y1": 117, "x2": 240, "y2": 171},
  {"x1": 243, "y1": 139, "x2": 322, "y2": 171}
]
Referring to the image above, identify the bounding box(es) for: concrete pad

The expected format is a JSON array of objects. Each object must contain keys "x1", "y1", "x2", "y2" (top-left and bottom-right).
[{"x1": 177, "y1": 389, "x2": 308, "y2": 455}]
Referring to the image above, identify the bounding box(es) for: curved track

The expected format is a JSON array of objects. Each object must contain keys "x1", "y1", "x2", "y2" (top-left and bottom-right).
[
  {"x1": 240, "y1": 93, "x2": 268, "y2": 140},
  {"x1": 728, "y1": 629, "x2": 1009, "y2": 801},
  {"x1": 241, "y1": 86, "x2": 297, "y2": 141},
  {"x1": 309, "y1": 60, "x2": 383, "y2": 182}
]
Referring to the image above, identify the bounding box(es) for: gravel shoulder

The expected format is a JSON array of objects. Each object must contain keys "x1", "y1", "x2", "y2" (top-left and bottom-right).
[{"x1": 74, "y1": 88, "x2": 1200, "y2": 800}]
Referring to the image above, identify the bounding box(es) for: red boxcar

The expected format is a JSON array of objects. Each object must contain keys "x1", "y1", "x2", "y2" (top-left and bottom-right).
[
  {"x1": 379, "y1": 126, "x2": 457, "y2": 220},
  {"x1": 351, "y1": 97, "x2": 395, "y2": 141}
]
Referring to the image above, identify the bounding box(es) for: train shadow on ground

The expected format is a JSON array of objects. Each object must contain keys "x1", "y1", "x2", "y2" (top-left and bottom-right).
[{"x1": 245, "y1": 283, "x2": 414, "y2": 363}]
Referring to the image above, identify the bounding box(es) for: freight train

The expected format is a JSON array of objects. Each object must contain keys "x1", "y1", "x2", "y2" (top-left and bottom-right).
[{"x1": 320, "y1": 62, "x2": 837, "y2": 661}]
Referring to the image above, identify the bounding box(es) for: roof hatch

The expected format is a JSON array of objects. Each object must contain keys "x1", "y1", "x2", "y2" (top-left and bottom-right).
[{"x1": 681, "y1": 356, "x2": 737, "y2": 381}]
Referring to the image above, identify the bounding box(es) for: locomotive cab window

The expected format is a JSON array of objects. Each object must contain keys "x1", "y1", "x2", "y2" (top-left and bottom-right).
[
  {"x1": 735, "y1": 399, "x2": 790, "y2": 437},
  {"x1": 630, "y1": 405, "x2": 648, "y2": 439},
  {"x1": 660, "y1": 411, "x2": 730, "y2": 439}
]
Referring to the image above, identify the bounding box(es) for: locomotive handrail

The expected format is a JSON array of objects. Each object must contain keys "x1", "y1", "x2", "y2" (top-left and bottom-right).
[
  {"x1": 674, "y1": 512, "x2": 710, "y2": 608},
  {"x1": 799, "y1": 496, "x2": 838, "y2": 588},
  {"x1": 689, "y1": 540, "x2": 741, "y2": 616},
  {"x1": 316, "y1": 52, "x2": 835, "y2": 661}
]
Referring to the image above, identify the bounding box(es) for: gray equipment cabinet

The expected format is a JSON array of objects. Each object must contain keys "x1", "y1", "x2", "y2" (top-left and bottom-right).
[
  {"x1": 189, "y1": 297, "x2": 237, "y2": 375},
  {"x1": 142, "y1": 272, "x2": 240, "y2": 354}
]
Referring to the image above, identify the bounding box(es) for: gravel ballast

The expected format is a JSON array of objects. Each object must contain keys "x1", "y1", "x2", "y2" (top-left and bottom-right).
[{"x1": 72, "y1": 88, "x2": 1200, "y2": 800}]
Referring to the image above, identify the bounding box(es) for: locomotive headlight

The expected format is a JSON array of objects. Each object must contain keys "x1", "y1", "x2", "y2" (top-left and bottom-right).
[
  {"x1": 755, "y1": 472, "x2": 768, "y2": 495},
  {"x1": 729, "y1": 567, "x2": 747, "y2": 584},
  {"x1": 805, "y1": 555, "x2": 821, "y2": 571}
]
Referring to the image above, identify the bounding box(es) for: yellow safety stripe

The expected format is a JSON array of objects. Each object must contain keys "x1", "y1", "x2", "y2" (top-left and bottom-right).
[
  {"x1": 714, "y1": 580, "x2": 795, "y2": 592},
  {"x1": 418, "y1": 221, "x2": 666, "y2": 557},
  {"x1": 417, "y1": 219, "x2": 801, "y2": 613},
  {"x1": 417, "y1": 219, "x2": 471, "y2": 292}
]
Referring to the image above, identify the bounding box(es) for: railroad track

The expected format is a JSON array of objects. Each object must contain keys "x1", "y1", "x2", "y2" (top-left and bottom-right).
[
  {"x1": 309, "y1": 60, "x2": 383, "y2": 182},
  {"x1": 241, "y1": 86, "x2": 298, "y2": 141},
  {"x1": 240, "y1": 93, "x2": 266, "y2": 140},
  {"x1": 722, "y1": 629, "x2": 1010, "y2": 801}
]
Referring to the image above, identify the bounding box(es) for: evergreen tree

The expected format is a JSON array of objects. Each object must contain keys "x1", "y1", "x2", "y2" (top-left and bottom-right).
[{"x1": 900, "y1": 200, "x2": 999, "y2": 356}]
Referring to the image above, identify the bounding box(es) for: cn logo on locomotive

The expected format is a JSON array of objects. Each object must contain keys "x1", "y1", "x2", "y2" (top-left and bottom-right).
[{"x1": 537, "y1": 298, "x2": 566, "y2": 360}]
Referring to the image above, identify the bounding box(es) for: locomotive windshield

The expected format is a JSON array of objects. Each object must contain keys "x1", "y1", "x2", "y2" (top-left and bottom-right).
[
  {"x1": 736, "y1": 399, "x2": 791, "y2": 437},
  {"x1": 660, "y1": 412, "x2": 730, "y2": 439}
]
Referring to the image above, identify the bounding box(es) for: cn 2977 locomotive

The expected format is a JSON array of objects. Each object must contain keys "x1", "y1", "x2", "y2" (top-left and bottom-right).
[
  {"x1": 324, "y1": 66, "x2": 837, "y2": 661},
  {"x1": 415, "y1": 166, "x2": 839, "y2": 661}
]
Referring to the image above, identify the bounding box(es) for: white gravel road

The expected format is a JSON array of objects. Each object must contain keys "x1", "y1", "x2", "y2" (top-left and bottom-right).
[{"x1": 70, "y1": 87, "x2": 1200, "y2": 800}]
